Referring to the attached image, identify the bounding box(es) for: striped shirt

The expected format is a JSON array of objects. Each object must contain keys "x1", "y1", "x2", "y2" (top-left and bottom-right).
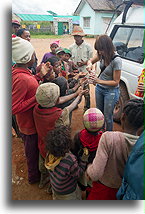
[{"x1": 48, "y1": 153, "x2": 87, "y2": 195}]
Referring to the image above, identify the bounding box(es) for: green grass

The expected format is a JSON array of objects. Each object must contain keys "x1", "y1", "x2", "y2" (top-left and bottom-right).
[{"x1": 31, "y1": 35, "x2": 65, "y2": 39}]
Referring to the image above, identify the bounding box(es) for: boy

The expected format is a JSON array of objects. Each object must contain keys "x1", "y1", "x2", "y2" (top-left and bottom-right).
[{"x1": 45, "y1": 125, "x2": 89, "y2": 200}]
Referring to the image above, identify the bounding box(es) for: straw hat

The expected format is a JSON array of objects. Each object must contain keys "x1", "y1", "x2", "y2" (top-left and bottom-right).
[{"x1": 72, "y1": 26, "x2": 86, "y2": 36}]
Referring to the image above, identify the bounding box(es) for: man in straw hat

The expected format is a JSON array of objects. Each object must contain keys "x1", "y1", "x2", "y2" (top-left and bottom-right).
[{"x1": 69, "y1": 26, "x2": 93, "y2": 111}]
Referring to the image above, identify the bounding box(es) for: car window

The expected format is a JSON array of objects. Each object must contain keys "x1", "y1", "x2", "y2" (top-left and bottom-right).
[{"x1": 112, "y1": 27, "x2": 144, "y2": 63}]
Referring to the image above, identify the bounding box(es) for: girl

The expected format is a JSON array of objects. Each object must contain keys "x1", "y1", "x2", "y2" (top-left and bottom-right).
[
  {"x1": 41, "y1": 40, "x2": 60, "y2": 63},
  {"x1": 87, "y1": 35, "x2": 122, "y2": 131},
  {"x1": 86, "y1": 99, "x2": 144, "y2": 200}
]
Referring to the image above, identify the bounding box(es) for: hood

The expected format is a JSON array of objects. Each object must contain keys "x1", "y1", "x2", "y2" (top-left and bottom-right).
[
  {"x1": 123, "y1": 133, "x2": 139, "y2": 152},
  {"x1": 45, "y1": 153, "x2": 63, "y2": 171}
]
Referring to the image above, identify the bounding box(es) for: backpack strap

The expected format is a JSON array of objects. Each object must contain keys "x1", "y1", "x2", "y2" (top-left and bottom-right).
[{"x1": 98, "y1": 55, "x2": 120, "y2": 78}]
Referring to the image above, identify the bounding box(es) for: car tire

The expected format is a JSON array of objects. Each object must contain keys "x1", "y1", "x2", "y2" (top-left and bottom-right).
[{"x1": 113, "y1": 82, "x2": 129, "y2": 123}]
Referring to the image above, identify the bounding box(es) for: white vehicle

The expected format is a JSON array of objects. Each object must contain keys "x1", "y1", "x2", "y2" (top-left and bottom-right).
[{"x1": 108, "y1": 0, "x2": 144, "y2": 122}]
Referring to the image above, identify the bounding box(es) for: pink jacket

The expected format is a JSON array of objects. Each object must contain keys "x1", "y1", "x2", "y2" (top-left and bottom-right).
[{"x1": 87, "y1": 131, "x2": 139, "y2": 188}]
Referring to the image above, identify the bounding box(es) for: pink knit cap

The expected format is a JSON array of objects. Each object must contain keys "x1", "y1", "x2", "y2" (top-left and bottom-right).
[
  {"x1": 50, "y1": 40, "x2": 60, "y2": 46},
  {"x1": 83, "y1": 108, "x2": 104, "y2": 132}
]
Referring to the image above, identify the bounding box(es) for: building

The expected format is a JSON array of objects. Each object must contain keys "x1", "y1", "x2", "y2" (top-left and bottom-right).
[
  {"x1": 74, "y1": 0, "x2": 123, "y2": 35},
  {"x1": 13, "y1": 12, "x2": 80, "y2": 35}
]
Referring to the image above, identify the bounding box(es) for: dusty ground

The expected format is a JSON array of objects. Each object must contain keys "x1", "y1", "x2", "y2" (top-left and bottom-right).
[{"x1": 12, "y1": 36, "x2": 122, "y2": 200}]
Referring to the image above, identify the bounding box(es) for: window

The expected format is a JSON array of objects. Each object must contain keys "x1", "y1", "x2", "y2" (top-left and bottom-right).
[
  {"x1": 112, "y1": 26, "x2": 144, "y2": 63},
  {"x1": 83, "y1": 17, "x2": 90, "y2": 28}
]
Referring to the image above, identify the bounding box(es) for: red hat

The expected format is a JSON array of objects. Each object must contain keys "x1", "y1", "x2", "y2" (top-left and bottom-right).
[{"x1": 12, "y1": 20, "x2": 21, "y2": 26}]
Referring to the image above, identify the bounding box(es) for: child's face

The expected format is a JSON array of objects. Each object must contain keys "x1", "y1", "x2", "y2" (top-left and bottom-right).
[
  {"x1": 53, "y1": 61, "x2": 62, "y2": 77},
  {"x1": 63, "y1": 53, "x2": 71, "y2": 62},
  {"x1": 57, "y1": 52, "x2": 65, "y2": 60},
  {"x1": 45, "y1": 70, "x2": 55, "y2": 81},
  {"x1": 50, "y1": 44, "x2": 59, "y2": 54}
]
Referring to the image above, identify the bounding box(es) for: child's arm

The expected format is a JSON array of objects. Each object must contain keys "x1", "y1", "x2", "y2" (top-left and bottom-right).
[
  {"x1": 66, "y1": 87, "x2": 89, "y2": 112},
  {"x1": 58, "y1": 90, "x2": 79, "y2": 104},
  {"x1": 69, "y1": 151, "x2": 89, "y2": 179}
]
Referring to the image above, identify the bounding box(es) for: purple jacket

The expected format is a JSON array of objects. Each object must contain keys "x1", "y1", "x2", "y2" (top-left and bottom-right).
[{"x1": 41, "y1": 52, "x2": 55, "y2": 63}]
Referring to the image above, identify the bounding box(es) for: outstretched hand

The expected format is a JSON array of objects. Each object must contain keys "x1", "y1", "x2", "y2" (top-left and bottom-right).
[
  {"x1": 39, "y1": 62, "x2": 53, "y2": 78},
  {"x1": 86, "y1": 60, "x2": 93, "y2": 72},
  {"x1": 77, "y1": 86, "x2": 89, "y2": 97}
]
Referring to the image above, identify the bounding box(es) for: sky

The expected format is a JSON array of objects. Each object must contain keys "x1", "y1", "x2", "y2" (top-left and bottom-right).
[{"x1": 12, "y1": 0, "x2": 80, "y2": 15}]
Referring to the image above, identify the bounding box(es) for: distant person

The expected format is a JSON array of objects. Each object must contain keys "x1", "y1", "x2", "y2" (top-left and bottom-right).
[
  {"x1": 86, "y1": 99, "x2": 144, "y2": 200},
  {"x1": 41, "y1": 40, "x2": 60, "y2": 63},
  {"x1": 44, "y1": 125, "x2": 89, "y2": 200},
  {"x1": 17, "y1": 28, "x2": 38, "y2": 74},
  {"x1": 69, "y1": 26, "x2": 93, "y2": 111},
  {"x1": 12, "y1": 19, "x2": 21, "y2": 35},
  {"x1": 87, "y1": 34, "x2": 122, "y2": 131},
  {"x1": 17, "y1": 28, "x2": 31, "y2": 41}
]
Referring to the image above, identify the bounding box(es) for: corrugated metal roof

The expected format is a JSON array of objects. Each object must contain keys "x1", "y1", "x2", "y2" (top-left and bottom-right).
[
  {"x1": 16, "y1": 14, "x2": 54, "y2": 21},
  {"x1": 16, "y1": 13, "x2": 80, "y2": 22}
]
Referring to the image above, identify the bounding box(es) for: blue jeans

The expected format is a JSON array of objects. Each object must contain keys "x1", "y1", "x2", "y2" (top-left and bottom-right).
[{"x1": 95, "y1": 85, "x2": 120, "y2": 131}]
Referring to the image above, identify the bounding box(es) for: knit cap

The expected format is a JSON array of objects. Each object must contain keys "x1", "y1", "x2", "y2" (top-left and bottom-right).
[
  {"x1": 36, "y1": 83, "x2": 60, "y2": 108},
  {"x1": 12, "y1": 36, "x2": 35, "y2": 64},
  {"x1": 83, "y1": 108, "x2": 104, "y2": 132},
  {"x1": 50, "y1": 40, "x2": 60, "y2": 46}
]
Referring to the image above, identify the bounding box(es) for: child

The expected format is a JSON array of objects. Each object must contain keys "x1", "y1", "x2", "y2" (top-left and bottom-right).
[
  {"x1": 33, "y1": 82, "x2": 88, "y2": 188},
  {"x1": 53, "y1": 76, "x2": 80, "y2": 109},
  {"x1": 44, "y1": 125, "x2": 89, "y2": 200},
  {"x1": 41, "y1": 40, "x2": 60, "y2": 63},
  {"x1": 72, "y1": 108, "x2": 104, "y2": 164},
  {"x1": 71, "y1": 108, "x2": 104, "y2": 196},
  {"x1": 55, "y1": 47, "x2": 68, "y2": 78},
  {"x1": 36, "y1": 56, "x2": 61, "y2": 82},
  {"x1": 63, "y1": 48, "x2": 79, "y2": 77},
  {"x1": 43, "y1": 56, "x2": 62, "y2": 81},
  {"x1": 86, "y1": 99, "x2": 144, "y2": 200}
]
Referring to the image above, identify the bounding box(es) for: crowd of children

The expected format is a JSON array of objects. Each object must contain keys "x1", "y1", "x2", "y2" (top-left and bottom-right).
[{"x1": 12, "y1": 22, "x2": 144, "y2": 200}]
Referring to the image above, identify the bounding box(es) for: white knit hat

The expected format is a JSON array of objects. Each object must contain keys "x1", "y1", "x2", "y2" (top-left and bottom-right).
[
  {"x1": 12, "y1": 36, "x2": 34, "y2": 64},
  {"x1": 36, "y1": 83, "x2": 60, "y2": 107}
]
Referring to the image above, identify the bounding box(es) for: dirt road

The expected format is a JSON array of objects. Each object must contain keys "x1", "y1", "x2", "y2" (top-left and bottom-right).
[{"x1": 12, "y1": 36, "x2": 122, "y2": 200}]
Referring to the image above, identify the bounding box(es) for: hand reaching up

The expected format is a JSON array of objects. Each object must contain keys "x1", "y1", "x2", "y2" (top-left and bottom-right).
[{"x1": 39, "y1": 62, "x2": 53, "y2": 78}]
